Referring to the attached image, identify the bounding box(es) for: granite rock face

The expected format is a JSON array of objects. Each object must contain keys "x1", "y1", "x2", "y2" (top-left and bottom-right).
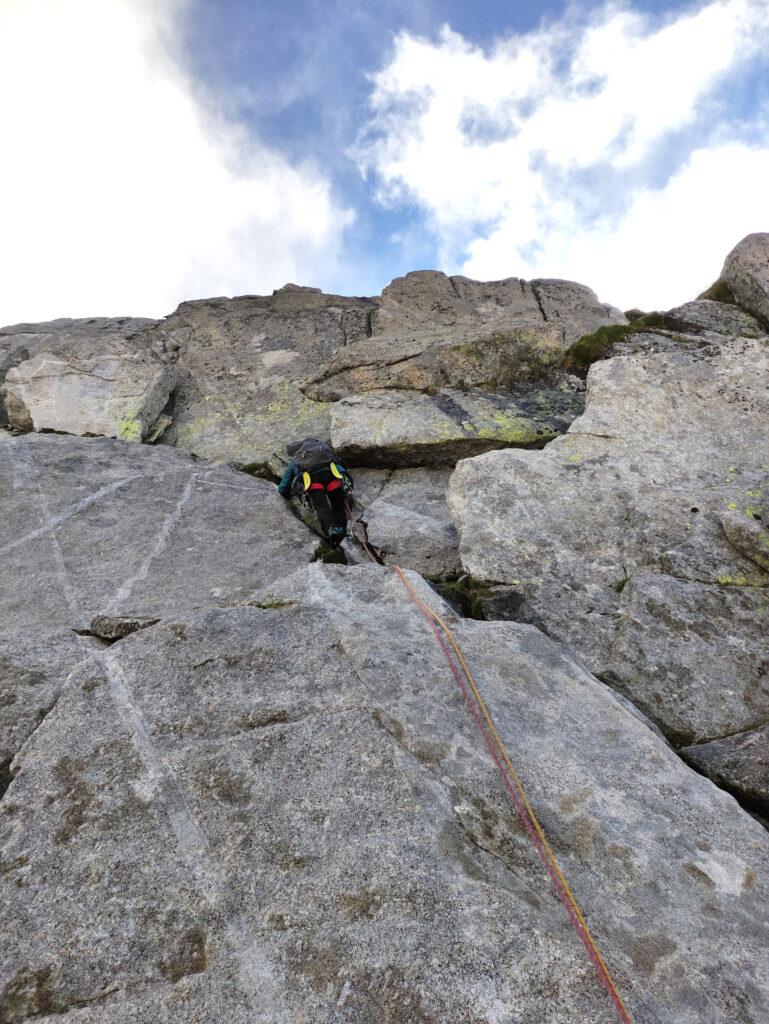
[
  {"x1": 0, "y1": 432, "x2": 315, "y2": 772},
  {"x1": 146, "y1": 286, "x2": 374, "y2": 473},
  {"x1": 665, "y1": 299, "x2": 765, "y2": 338},
  {"x1": 304, "y1": 272, "x2": 625, "y2": 402},
  {"x1": 349, "y1": 468, "x2": 460, "y2": 576},
  {"x1": 718, "y1": 232, "x2": 769, "y2": 326},
  {"x1": 0, "y1": 318, "x2": 160, "y2": 432},
  {"x1": 2, "y1": 564, "x2": 768, "y2": 1023},
  {"x1": 301, "y1": 323, "x2": 568, "y2": 401},
  {"x1": 4, "y1": 237, "x2": 769, "y2": 1024},
  {"x1": 373, "y1": 270, "x2": 626, "y2": 344},
  {"x1": 332, "y1": 382, "x2": 584, "y2": 467},
  {"x1": 683, "y1": 724, "x2": 769, "y2": 816},
  {"x1": 449, "y1": 330, "x2": 769, "y2": 746}
]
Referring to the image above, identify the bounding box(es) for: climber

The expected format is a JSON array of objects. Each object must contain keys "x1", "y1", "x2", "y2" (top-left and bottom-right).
[{"x1": 277, "y1": 437, "x2": 353, "y2": 546}]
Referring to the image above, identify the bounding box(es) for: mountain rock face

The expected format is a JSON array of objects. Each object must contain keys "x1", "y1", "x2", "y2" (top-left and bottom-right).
[
  {"x1": 718, "y1": 232, "x2": 769, "y2": 326},
  {"x1": 2, "y1": 236, "x2": 769, "y2": 1023},
  {"x1": 3, "y1": 565, "x2": 768, "y2": 1023},
  {"x1": 146, "y1": 286, "x2": 374, "y2": 473},
  {"x1": 449, "y1": 329, "x2": 769, "y2": 746},
  {"x1": 0, "y1": 318, "x2": 160, "y2": 433},
  {"x1": 330, "y1": 381, "x2": 583, "y2": 466}
]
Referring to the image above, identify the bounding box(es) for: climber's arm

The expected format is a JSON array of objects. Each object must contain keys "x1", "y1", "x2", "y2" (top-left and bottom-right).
[{"x1": 277, "y1": 464, "x2": 296, "y2": 498}]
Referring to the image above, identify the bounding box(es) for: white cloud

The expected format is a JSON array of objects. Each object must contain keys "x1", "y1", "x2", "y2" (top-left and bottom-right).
[
  {"x1": 357, "y1": 0, "x2": 769, "y2": 310},
  {"x1": 0, "y1": 0, "x2": 353, "y2": 326}
]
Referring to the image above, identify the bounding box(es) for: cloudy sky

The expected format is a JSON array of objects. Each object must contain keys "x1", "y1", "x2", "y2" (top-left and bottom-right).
[{"x1": 1, "y1": 0, "x2": 767, "y2": 324}]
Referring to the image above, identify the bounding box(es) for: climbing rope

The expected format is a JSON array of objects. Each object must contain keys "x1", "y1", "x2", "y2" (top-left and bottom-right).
[
  {"x1": 344, "y1": 501, "x2": 632, "y2": 1018},
  {"x1": 388, "y1": 565, "x2": 634, "y2": 1023}
]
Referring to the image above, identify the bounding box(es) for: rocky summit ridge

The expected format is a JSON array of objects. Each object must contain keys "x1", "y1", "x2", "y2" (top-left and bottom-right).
[{"x1": 1, "y1": 233, "x2": 769, "y2": 1023}]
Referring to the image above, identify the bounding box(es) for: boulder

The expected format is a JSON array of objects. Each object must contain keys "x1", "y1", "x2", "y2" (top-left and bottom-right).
[
  {"x1": 303, "y1": 273, "x2": 626, "y2": 401},
  {"x1": 2, "y1": 564, "x2": 767, "y2": 1023},
  {"x1": 0, "y1": 318, "x2": 160, "y2": 435},
  {"x1": 682, "y1": 724, "x2": 769, "y2": 817},
  {"x1": 332, "y1": 382, "x2": 584, "y2": 467},
  {"x1": 3, "y1": 342, "x2": 174, "y2": 441},
  {"x1": 373, "y1": 271, "x2": 625, "y2": 345},
  {"x1": 664, "y1": 299, "x2": 764, "y2": 338},
  {"x1": 350, "y1": 468, "x2": 460, "y2": 576},
  {"x1": 146, "y1": 286, "x2": 374, "y2": 473},
  {"x1": 449, "y1": 331, "x2": 769, "y2": 745},
  {"x1": 301, "y1": 324, "x2": 567, "y2": 401},
  {"x1": 0, "y1": 432, "x2": 316, "y2": 772},
  {"x1": 718, "y1": 232, "x2": 769, "y2": 327},
  {"x1": 720, "y1": 505, "x2": 769, "y2": 571}
]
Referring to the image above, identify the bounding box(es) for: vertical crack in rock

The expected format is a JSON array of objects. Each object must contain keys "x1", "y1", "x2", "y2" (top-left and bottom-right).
[
  {"x1": 105, "y1": 472, "x2": 198, "y2": 613},
  {"x1": 530, "y1": 281, "x2": 549, "y2": 323}
]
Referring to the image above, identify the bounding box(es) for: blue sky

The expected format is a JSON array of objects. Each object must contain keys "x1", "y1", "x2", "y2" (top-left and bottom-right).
[{"x1": 1, "y1": 0, "x2": 768, "y2": 323}]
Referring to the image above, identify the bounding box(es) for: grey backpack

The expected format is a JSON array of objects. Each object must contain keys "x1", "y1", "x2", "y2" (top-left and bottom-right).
[{"x1": 287, "y1": 437, "x2": 335, "y2": 472}]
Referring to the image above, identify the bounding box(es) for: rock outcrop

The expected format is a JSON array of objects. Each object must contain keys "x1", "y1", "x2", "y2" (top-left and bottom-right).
[
  {"x1": 449, "y1": 330, "x2": 769, "y2": 744},
  {"x1": 717, "y1": 232, "x2": 769, "y2": 326},
  {"x1": 3, "y1": 235, "x2": 769, "y2": 1023},
  {"x1": 147, "y1": 286, "x2": 374, "y2": 473},
  {"x1": 331, "y1": 381, "x2": 583, "y2": 466},
  {"x1": 3, "y1": 565, "x2": 768, "y2": 1023},
  {"x1": 0, "y1": 318, "x2": 161, "y2": 434}
]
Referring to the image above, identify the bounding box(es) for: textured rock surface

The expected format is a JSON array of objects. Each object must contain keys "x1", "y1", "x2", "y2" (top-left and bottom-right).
[
  {"x1": 0, "y1": 432, "x2": 315, "y2": 770},
  {"x1": 719, "y1": 232, "x2": 769, "y2": 326},
  {"x1": 0, "y1": 318, "x2": 159, "y2": 431},
  {"x1": 301, "y1": 323, "x2": 568, "y2": 401},
  {"x1": 665, "y1": 299, "x2": 765, "y2": 338},
  {"x1": 304, "y1": 273, "x2": 625, "y2": 402},
  {"x1": 147, "y1": 286, "x2": 374, "y2": 472},
  {"x1": 350, "y1": 468, "x2": 460, "y2": 576},
  {"x1": 3, "y1": 338, "x2": 174, "y2": 441},
  {"x1": 2, "y1": 564, "x2": 768, "y2": 1023},
  {"x1": 373, "y1": 271, "x2": 625, "y2": 344},
  {"x1": 332, "y1": 382, "x2": 584, "y2": 467},
  {"x1": 683, "y1": 723, "x2": 769, "y2": 816},
  {"x1": 449, "y1": 331, "x2": 769, "y2": 744}
]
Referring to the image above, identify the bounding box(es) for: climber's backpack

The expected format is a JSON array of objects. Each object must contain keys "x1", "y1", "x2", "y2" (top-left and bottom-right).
[{"x1": 289, "y1": 438, "x2": 335, "y2": 472}]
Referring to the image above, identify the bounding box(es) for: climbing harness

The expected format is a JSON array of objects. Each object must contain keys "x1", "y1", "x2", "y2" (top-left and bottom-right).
[
  {"x1": 302, "y1": 462, "x2": 345, "y2": 493},
  {"x1": 351, "y1": 521, "x2": 634, "y2": 1022}
]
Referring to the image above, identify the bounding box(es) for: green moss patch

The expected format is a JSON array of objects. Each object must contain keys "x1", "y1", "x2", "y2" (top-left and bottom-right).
[
  {"x1": 697, "y1": 280, "x2": 738, "y2": 305},
  {"x1": 312, "y1": 542, "x2": 347, "y2": 565},
  {"x1": 565, "y1": 312, "x2": 673, "y2": 370},
  {"x1": 432, "y1": 575, "x2": 496, "y2": 619}
]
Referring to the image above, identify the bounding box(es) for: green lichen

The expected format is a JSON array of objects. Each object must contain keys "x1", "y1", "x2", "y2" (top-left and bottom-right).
[
  {"x1": 474, "y1": 409, "x2": 544, "y2": 445},
  {"x1": 118, "y1": 416, "x2": 142, "y2": 442},
  {"x1": 715, "y1": 574, "x2": 761, "y2": 587}
]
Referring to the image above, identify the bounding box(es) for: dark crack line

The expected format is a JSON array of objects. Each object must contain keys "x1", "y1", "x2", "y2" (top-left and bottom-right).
[
  {"x1": 451, "y1": 805, "x2": 560, "y2": 910},
  {"x1": 530, "y1": 282, "x2": 548, "y2": 323}
]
